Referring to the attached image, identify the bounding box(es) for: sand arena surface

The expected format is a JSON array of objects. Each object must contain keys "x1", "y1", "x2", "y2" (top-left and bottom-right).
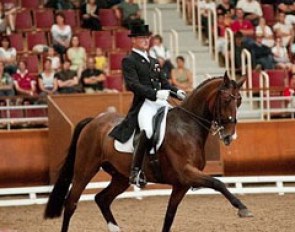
[{"x1": 0, "y1": 194, "x2": 295, "y2": 232}]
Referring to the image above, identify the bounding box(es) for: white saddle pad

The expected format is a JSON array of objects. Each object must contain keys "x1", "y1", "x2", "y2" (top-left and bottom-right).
[{"x1": 114, "y1": 100, "x2": 170, "y2": 154}]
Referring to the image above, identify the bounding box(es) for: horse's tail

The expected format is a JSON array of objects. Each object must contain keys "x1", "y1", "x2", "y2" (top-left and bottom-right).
[{"x1": 44, "y1": 117, "x2": 93, "y2": 219}]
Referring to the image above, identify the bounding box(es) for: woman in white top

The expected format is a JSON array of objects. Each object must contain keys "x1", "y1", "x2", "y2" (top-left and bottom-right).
[
  {"x1": 50, "y1": 12, "x2": 72, "y2": 61},
  {"x1": 256, "y1": 17, "x2": 274, "y2": 48},
  {"x1": 0, "y1": 36, "x2": 17, "y2": 75},
  {"x1": 272, "y1": 37, "x2": 293, "y2": 71},
  {"x1": 38, "y1": 59, "x2": 58, "y2": 95}
]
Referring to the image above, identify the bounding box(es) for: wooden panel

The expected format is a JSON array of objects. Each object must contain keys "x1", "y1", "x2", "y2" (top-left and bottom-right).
[
  {"x1": 0, "y1": 129, "x2": 49, "y2": 187},
  {"x1": 221, "y1": 120, "x2": 295, "y2": 176}
]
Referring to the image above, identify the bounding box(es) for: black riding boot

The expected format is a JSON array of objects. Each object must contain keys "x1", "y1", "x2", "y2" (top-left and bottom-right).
[{"x1": 129, "y1": 131, "x2": 149, "y2": 188}]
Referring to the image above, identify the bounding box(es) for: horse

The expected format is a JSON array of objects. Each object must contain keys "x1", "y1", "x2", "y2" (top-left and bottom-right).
[{"x1": 44, "y1": 72, "x2": 252, "y2": 232}]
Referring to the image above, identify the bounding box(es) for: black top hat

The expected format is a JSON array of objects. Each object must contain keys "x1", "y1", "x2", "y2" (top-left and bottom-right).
[{"x1": 128, "y1": 24, "x2": 152, "y2": 37}]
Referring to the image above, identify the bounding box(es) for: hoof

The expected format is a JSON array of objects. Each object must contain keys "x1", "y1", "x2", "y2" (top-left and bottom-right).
[
  {"x1": 107, "y1": 222, "x2": 121, "y2": 232},
  {"x1": 238, "y1": 208, "x2": 253, "y2": 218}
]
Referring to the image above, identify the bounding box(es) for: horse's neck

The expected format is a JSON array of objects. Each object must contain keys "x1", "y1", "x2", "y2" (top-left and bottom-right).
[{"x1": 177, "y1": 80, "x2": 221, "y2": 146}]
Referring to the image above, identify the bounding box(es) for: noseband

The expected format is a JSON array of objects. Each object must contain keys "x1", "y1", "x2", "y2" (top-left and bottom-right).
[{"x1": 176, "y1": 84, "x2": 241, "y2": 136}]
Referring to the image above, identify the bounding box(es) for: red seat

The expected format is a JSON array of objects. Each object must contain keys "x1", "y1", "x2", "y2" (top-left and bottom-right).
[
  {"x1": 16, "y1": 9, "x2": 34, "y2": 32},
  {"x1": 109, "y1": 52, "x2": 126, "y2": 72},
  {"x1": 262, "y1": 4, "x2": 275, "y2": 26},
  {"x1": 22, "y1": 55, "x2": 39, "y2": 74},
  {"x1": 76, "y1": 30, "x2": 93, "y2": 53},
  {"x1": 26, "y1": 31, "x2": 48, "y2": 51},
  {"x1": 99, "y1": 9, "x2": 120, "y2": 29},
  {"x1": 8, "y1": 33, "x2": 25, "y2": 53},
  {"x1": 93, "y1": 31, "x2": 113, "y2": 51},
  {"x1": 267, "y1": 69, "x2": 287, "y2": 88},
  {"x1": 114, "y1": 30, "x2": 132, "y2": 51},
  {"x1": 106, "y1": 74, "x2": 124, "y2": 91},
  {"x1": 34, "y1": 9, "x2": 54, "y2": 31},
  {"x1": 21, "y1": 0, "x2": 40, "y2": 8},
  {"x1": 62, "y1": 10, "x2": 79, "y2": 29}
]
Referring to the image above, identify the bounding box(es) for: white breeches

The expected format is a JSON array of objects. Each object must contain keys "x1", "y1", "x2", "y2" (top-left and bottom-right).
[{"x1": 138, "y1": 99, "x2": 171, "y2": 139}]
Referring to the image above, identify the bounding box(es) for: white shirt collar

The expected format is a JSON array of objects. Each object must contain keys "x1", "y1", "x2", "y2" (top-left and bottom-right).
[{"x1": 132, "y1": 48, "x2": 150, "y2": 62}]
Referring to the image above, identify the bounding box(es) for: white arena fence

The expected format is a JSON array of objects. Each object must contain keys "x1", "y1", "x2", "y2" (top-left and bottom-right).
[{"x1": 1, "y1": 176, "x2": 295, "y2": 207}]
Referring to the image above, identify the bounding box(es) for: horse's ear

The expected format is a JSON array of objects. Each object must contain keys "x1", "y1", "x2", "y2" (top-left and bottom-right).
[
  {"x1": 223, "y1": 71, "x2": 230, "y2": 87},
  {"x1": 236, "y1": 76, "x2": 247, "y2": 89}
]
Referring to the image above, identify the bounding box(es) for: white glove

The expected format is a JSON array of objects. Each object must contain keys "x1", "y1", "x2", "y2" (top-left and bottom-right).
[
  {"x1": 156, "y1": 90, "x2": 170, "y2": 101},
  {"x1": 177, "y1": 90, "x2": 187, "y2": 100}
]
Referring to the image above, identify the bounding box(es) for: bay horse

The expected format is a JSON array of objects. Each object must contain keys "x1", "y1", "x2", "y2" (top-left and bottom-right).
[{"x1": 44, "y1": 73, "x2": 252, "y2": 232}]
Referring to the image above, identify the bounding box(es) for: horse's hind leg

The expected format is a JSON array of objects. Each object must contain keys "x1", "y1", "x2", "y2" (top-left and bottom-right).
[
  {"x1": 162, "y1": 185, "x2": 189, "y2": 232},
  {"x1": 183, "y1": 165, "x2": 253, "y2": 217},
  {"x1": 61, "y1": 164, "x2": 100, "y2": 232},
  {"x1": 95, "y1": 165, "x2": 129, "y2": 232}
]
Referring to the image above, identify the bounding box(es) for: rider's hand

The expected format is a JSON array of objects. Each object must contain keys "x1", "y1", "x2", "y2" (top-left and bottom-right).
[
  {"x1": 176, "y1": 90, "x2": 187, "y2": 100},
  {"x1": 156, "y1": 90, "x2": 170, "y2": 101}
]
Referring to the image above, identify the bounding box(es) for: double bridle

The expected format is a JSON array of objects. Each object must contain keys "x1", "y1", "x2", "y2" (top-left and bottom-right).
[{"x1": 176, "y1": 85, "x2": 241, "y2": 136}]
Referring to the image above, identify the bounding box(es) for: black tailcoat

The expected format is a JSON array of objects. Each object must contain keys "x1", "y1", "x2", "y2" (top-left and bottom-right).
[{"x1": 109, "y1": 51, "x2": 178, "y2": 143}]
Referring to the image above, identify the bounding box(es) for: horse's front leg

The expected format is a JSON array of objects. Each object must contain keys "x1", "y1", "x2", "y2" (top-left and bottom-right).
[
  {"x1": 182, "y1": 164, "x2": 253, "y2": 217},
  {"x1": 162, "y1": 185, "x2": 190, "y2": 232}
]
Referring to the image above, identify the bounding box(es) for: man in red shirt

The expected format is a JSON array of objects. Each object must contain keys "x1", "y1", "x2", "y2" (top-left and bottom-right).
[
  {"x1": 13, "y1": 60, "x2": 37, "y2": 96},
  {"x1": 230, "y1": 8, "x2": 254, "y2": 37}
]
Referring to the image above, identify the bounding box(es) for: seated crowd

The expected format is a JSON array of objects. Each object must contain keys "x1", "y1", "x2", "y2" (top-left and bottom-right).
[{"x1": 0, "y1": 0, "x2": 194, "y2": 99}]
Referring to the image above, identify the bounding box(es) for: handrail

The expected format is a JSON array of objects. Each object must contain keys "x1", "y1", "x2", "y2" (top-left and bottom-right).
[
  {"x1": 207, "y1": 8, "x2": 218, "y2": 62},
  {"x1": 170, "y1": 29, "x2": 179, "y2": 61},
  {"x1": 197, "y1": 0, "x2": 202, "y2": 42},
  {"x1": 260, "y1": 71, "x2": 270, "y2": 120},
  {"x1": 225, "y1": 28, "x2": 235, "y2": 80},
  {"x1": 138, "y1": 0, "x2": 147, "y2": 22},
  {"x1": 187, "y1": 51, "x2": 196, "y2": 87},
  {"x1": 153, "y1": 8, "x2": 163, "y2": 36},
  {"x1": 241, "y1": 49, "x2": 252, "y2": 107}
]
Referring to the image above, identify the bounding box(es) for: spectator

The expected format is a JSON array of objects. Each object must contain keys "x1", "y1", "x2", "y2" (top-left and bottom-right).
[
  {"x1": 256, "y1": 17, "x2": 274, "y2": 48},
  {"x1": 171, "y1": 56, "x2": 193, "y2": 92},
  {"x1": 113, "y1": 0, "x2": 143, "y2": 29},
  {"x1": 272, "y1": 37, "x2": 293, "y2": 71},
  {"x1": 0, "y1": 61, "x2": 14, "y2": 97},
  {"x1": 66, "y1": 35, "x2": 86, "y2": 76},
  {"x1": 199, "y1": 0, "x2": 216, "y2": 42},
  {"x1": 50, "y1": 12, "x2": 72, "y2": 61},
  {"x1": 80, "y1": 0, "x2": 102, "y2": 31},
  {"x1": 217, "y1": 14, "x2": 232, "y2": 57},
  {"x1": 230, "y1": 8, "x2": 254, "y2": 37},
  {"x1": 0, "y1": 36, "x2": 17, "y2": 75},
  {"x1": 1, "y1": 2, "x2": 17, "y2": 34},
  {"x1": 38, "y1": 59, "x2": 58, "y2": 96},
  {"x1": 56, "y1": 60, "x2": 81, "y2": 94},
  {"x1": 47, "y1": 47, "x2": 61, "y2": 72},
  {"x1": 250, "y1": 33, "x2": 276, "y2": 70},
  {"x1": 81, "y1": 57, "x2": 106, "y2": 93},
  {"x1": 217, "y1": 0, "x2": 235, "y2": 18},
  {"x1": 149, "y1": 34, "x2": 173, "y2": 76},
  {"x1": 273, "y1": 12, "x2": 293, "y2": 46},
  {"x1": 236, "y1": 0, "x2": 262, "y2": 26},
  {"x1": 95, "y1": 47, "x2": 108, "y2": 74},
  {"x1": 13, "y1": 60, "x2": 37, "y2": 97}
]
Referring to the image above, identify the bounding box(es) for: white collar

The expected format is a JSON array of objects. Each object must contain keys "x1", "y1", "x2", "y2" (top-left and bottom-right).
[{"x1": 132, "y1": 48, "x2": 150, "y2": 62}]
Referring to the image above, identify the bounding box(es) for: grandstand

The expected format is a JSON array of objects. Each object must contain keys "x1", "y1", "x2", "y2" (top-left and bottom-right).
[{"x1": 0, "y1": 0, "x2": 295, "y2": 203}]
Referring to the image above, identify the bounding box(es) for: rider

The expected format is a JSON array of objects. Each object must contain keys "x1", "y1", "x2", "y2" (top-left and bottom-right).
[{"x1": 109, "y1": 24, "x2": 186, "y2": 188}]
